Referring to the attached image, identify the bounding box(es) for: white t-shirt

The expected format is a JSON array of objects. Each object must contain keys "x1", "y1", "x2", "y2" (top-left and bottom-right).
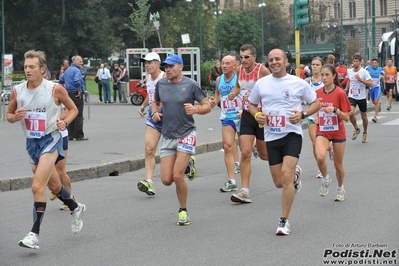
[
  {"x1": 248, "y1": 74, "x2": 316, "y2": 141},
  {"x1": 347, "y1": 68, "x2": 371, "y2": 100}
]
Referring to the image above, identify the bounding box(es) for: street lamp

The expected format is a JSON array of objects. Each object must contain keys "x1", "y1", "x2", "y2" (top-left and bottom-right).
[
  {"x1": 258, "y1": 1, "x2": 266, "y2": 61},
  {"x1": 186, "y1": 0, "x2": 203, "y2": 61},
  {"x1": 150, "y1": 12, "x2": 162, "y2": 48},
  {"x1": 210, "y1": 0, "x2": 221, "y2": 60},
  {"x1": 340, "y1": 0, "x2": 344, "y2": 59}
]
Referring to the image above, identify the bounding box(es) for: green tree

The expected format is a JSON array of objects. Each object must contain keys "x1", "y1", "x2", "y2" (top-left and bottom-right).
[
  {"x1": 125, "y1": 0, "x2": 156, "y2": 48},
  {"x1": 216, "y1": 9, "x2": 261, "y2": 54}
]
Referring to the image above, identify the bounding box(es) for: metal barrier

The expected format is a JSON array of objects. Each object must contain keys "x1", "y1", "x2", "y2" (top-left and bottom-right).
[
  {"x1": 84, "y1": 92, "x2": 91, "y2": 119},
  {"x1": 1, "y1": 91, "x2": 10, "y2": 122}
]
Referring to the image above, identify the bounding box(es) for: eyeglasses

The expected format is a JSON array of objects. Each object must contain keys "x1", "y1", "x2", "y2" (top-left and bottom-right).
[{"x1": 240, "y1": 55, "x2": 253, "y2": 59}]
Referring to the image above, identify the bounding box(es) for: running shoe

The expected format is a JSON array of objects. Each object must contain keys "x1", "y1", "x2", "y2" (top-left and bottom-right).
[
  {"x1": 319, "y1": 175, "x2": 332, "y2": 197},
  {"x1": 49, "y1": 192, "x2": 57, "y2": 201},
  {"x1": 186, "y1": 156, "x2": 197, "y2": 181},
  {"x1": 334, "y1": 188, "x2": 346, "y2": 202},
  {"x1": 220, "y1": 180, "x2": 238, "y2": 192},
  {"x1": 328, "y1": 141, "x2": 334, "y2": 161},
  {"x1": 316, "y1": 171, "x2": 323, "y2": 178},
  {"x1": 71, "y1": 203, "x2": 86, "y2": 234},
  {"x1": 18, "y1": 232, "x2": 39, "y2": 249},
  {"x1": 387, "y1": 105, "x2": 392, "y2": 111},
  {"x1": 252, "y1": 146, "x2": 259, "y2": 158},
  {"x1": 230, "y1": 189, "x2": 252, "y2": 203},
  {"x1": 137, "y1": 180, "x2": 156, "y2": 196},
  {"x1": 60, "y1": 204, "x2": 70, "y2": 211},
  {"x1": 294, "y1": 165, "x2": 302, "y2": 194},
  {"x1": 276, "y1": 218, "x2": 291, "y2": 235},
  {"x1": 177, "y1": 210, "x2": 190, "y2": 226},
  {"x1": 372, "y1": 116, "x2": 377, "y2": 123},
  {"x1": 362, "y1": 133, "x2": 368, "y2": 143},
  {"x1": 351, "y1": 128, "x2": 360, "y2": 140},
  {"x1": 234, "y1": 162, "x2": 240, "y2": 174}
]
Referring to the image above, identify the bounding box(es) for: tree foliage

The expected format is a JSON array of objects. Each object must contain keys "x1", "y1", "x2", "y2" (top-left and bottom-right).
[
  {"x1": 125, "y1": 0, "x2": 155, "y2": 48},
  {"x1": 216, "y1": 9, "x2": 261, "y2": 54}
]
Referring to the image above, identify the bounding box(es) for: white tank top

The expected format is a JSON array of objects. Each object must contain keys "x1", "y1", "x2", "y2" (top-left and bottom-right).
[
  {"x1": 14, "y1": 79, "x2": 61, "y2": 138},
  {"x1": 147, "y1": 71, "x2": 164, "y2": 106}
]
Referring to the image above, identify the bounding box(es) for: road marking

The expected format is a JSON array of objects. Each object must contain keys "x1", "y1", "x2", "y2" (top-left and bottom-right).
[{"x1": 381, "y1": 118, "x2": 399, "y2": 125}]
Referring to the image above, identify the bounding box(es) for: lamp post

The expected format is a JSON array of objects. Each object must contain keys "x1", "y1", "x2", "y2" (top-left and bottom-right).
[
  {"x1": 210, "y1": 0, "x2": 221, "y2": 60},
  {"x1": 186, "y1": 0, "x2": 203, "y2": 61},
  {"x1": 340, "y1": 0, "x2": 344, "y2": 59},
  {"x1": 150, "y1": 12, "x2": 162, "y2": 48},
  {"x1": 364, "y1": 0, "x2": 368, "y2": 61},
  {"x1": 258, "y1": 0, "x2": 266, "y2": 61},
  {"x1": 1, "y1": 0, "x2": 5, "y2": 88}
]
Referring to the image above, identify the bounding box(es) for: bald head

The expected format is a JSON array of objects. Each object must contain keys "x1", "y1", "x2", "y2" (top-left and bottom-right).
[
  {"x1": 268, "y1": 49, "x2": 287, "y2": 60},
  {"x1": 221, "y1": 55, "x2": 237, "y2": 76}
]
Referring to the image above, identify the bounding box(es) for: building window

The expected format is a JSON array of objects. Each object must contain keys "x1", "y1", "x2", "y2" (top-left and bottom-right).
[
  {"x1": 379, "y1": 0, "x2": 388, "y2": 16},
  {"x1": 349, "y1": 1, "x2": 356, "y2": 18},
  {"x1": 321, "y1": 32, "x2": 326, "y2": 42},
  {"x1": 381, "y1": 27, "x2": 386, "y2": 34},
  {"x1": 368, "y1": 0, "x2": 371, "y2": 17}
]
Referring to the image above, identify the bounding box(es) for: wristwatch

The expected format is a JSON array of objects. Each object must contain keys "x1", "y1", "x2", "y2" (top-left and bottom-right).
[
  {"x1": 301, "y1": 111, "x2": 308, "y2": 119},
  {"x1": 333, "y1": 108, "x2": 340, "y2": 114},
  {"x1": 64, "y1": 121, "x2": 68, "y2": 127}
]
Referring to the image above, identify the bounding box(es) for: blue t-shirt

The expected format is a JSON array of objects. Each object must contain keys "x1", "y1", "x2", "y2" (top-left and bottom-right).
[{"x1": 367, "y1": 66, "x2": 383, "y2": 89}]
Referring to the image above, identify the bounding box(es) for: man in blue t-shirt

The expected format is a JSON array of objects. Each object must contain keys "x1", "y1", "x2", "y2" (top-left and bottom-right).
[{"x1": 367, "y1": 58, "x2": 383, "y2": 123}]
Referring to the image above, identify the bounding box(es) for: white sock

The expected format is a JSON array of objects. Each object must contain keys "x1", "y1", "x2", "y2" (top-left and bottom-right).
[
  {"x1": 241, "y1": 188, "x2": 249, "y2": 194},
  {"x1": 235, "y1": 161, "x2": 239, "y2": 166},
  {"x1": 229, "y1": 179, "x2": 236, "y2": 185},
  {"x1": 337, "y1": 185, "x2": 344, "y2": 190}
]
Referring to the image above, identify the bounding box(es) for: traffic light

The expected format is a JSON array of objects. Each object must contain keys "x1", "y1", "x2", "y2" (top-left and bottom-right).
[{"x1": 294, "y1": 0, "x2": 310, "y2": 29}]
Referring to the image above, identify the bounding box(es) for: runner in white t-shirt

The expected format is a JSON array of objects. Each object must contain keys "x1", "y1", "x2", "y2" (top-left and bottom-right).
[
  {"x1": 345, "y1": 53, "x2": 373, "y2": 143},
  {"x1": 248, "y1": 49, "x2": 321, "y2": 235}
]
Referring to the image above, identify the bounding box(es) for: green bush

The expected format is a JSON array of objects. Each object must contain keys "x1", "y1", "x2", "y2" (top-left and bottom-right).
[{"x1": 201, "y1": 61, "x2": 214, "y2": 89}]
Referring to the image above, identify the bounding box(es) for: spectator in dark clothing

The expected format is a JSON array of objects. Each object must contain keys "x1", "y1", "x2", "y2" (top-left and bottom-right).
[
  {"x1": 59, "y1": 55, "x2": 88, "y2": 141},
  {"x1": 210, "y1": 60, "x2": 222, "y2": 90},
  {"x1": 112, "y1": 63, "x2": 122, "y2": 103}
]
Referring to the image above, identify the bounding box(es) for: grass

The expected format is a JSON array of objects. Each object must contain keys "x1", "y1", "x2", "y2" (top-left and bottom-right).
[{"x1": 85, "y1": 77, "x2": 99, "y2": 96}]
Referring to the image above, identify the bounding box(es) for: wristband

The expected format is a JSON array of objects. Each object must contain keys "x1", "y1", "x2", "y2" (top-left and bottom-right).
[
  {"x1": 151, "y1": 111, "x2": 158, "y2": 118},
  {"x1": 254, "y1": 111, "x2": 262, "y2": 121}
]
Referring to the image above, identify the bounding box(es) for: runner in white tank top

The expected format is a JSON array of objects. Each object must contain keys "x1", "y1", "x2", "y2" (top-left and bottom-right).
[
  {"x1": 224, "y1": 44, "x2": 271, "y2": 203},
  {"x1": 6, "y1": 50, "x2": 85, "y2": 249}
]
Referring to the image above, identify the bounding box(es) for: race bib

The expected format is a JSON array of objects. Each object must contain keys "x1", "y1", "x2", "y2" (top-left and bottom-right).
[
  {"x1": 148, "y1": 91, "x2": 155, "y2": 105},
  {"x1": 372, "y1": 78, "x2": 380, "y2": 87},
  {"x1": 24, "y1": 111, "x2": 47, "y2": 138},
  {"x1": 177, "y1": 131, "x2": 197, "y2": 153},
  {"x1": 266, "y1": 109, "x2": 286, "y2": 133},
  {"x1": 387, "y1": 76, "x2": 394, "y2": 83},
  {"x1": 319, "y1": 110, "x2": 339, "y2": 131},
  {"x1": 350, "y1": 87, "x2": 360, "y2": 96},
  {"x1": 222, "y1": 98, "x2": 239, "y2": 109}
]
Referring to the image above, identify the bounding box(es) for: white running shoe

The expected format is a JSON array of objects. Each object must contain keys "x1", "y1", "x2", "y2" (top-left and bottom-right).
[
  {"x1": 276, "y1": 218, "x2": 291, "y2": 235},
  {"x1": 71, "y1": 203, "x2": 86, "y2": 234},
  {"x1": 294, "y1": 165, "x2": 302, "y2": 194},
  {"x1": 234, "y1": 162, "x2": 240, "y2": 174},
  {"x1": 316, "y1": 170, "x2": 323, "y2": 178},
  {"x1": 18, "y1": 232, "x2": 39, "y2": 249},
  {"x1": 334, "y1": 188, "x2": 346, "y2": 202},
  {"x1": 319, "y1": 175, "x2": 332, "y2": 197}
]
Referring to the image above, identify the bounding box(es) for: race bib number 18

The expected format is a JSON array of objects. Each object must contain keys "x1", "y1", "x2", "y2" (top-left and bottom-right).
[{"x1": 24, "y1": 111, "x2": 47, "y2": 138}]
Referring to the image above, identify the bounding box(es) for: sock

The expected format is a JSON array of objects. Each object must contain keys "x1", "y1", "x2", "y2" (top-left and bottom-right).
[
  {"x1": 31, "y1": 202, "x2": 46, "y2": 235},
  {"x1": 178, "y1": 208, "x2": 187, "y2": 213},
  {"x1": 235, "y1": 162, "x2": 239, "y2": 166},
  {"x1": 56, "y1": 185, "x2": 78, "y2": 211},
  {"x1": 242, "y1": 188, "x2": 249, "y2": 194},
  {"x1": 229, "y1": 179, "x2": 236, "y2": 185},
  {"x1": 337, "y1": 185, "x2": 344, "y2": 190},
  {"x1": 146, "y1": 179, "x2": 153, "y2": 184}
]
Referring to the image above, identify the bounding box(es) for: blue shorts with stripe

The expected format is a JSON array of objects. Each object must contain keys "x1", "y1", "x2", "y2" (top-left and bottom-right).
[{"x1": 26, "y1": 131, "x2": 64, "y2": 165}]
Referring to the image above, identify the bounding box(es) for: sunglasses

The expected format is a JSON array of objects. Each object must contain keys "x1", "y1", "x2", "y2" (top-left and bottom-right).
[{"x1": 240, "y1": 55, "x2": 253, "y2": 59}]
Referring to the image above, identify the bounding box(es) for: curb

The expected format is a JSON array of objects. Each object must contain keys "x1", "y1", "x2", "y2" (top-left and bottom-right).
[
  {"x1": 0, "y1": 106, "x2": 373, "y2": 192},
  {"x1": 0, "y1": 141, "x2": 224, "y2": 192}
]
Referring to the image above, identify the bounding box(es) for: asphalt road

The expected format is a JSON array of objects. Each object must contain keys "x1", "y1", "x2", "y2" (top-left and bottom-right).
[{"x1": 0, "y1": 101, "x2": 398, "y2": 266}]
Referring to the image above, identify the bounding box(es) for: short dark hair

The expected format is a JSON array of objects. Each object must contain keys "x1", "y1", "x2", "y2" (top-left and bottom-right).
[
  {"x1": 240, "y1": 44, "x2": 256, "y2": 55},
  {"x1": 352, "y1": 53, "x2": 362, "y2": 61},
  {"x1": 371, "y1": 58, "x2": 379, "y2": 62}
]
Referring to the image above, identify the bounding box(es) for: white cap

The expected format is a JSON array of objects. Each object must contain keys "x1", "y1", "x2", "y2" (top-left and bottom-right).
[{"x1": 140, "y1": 52, "x2": 160, "y2": 62}]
